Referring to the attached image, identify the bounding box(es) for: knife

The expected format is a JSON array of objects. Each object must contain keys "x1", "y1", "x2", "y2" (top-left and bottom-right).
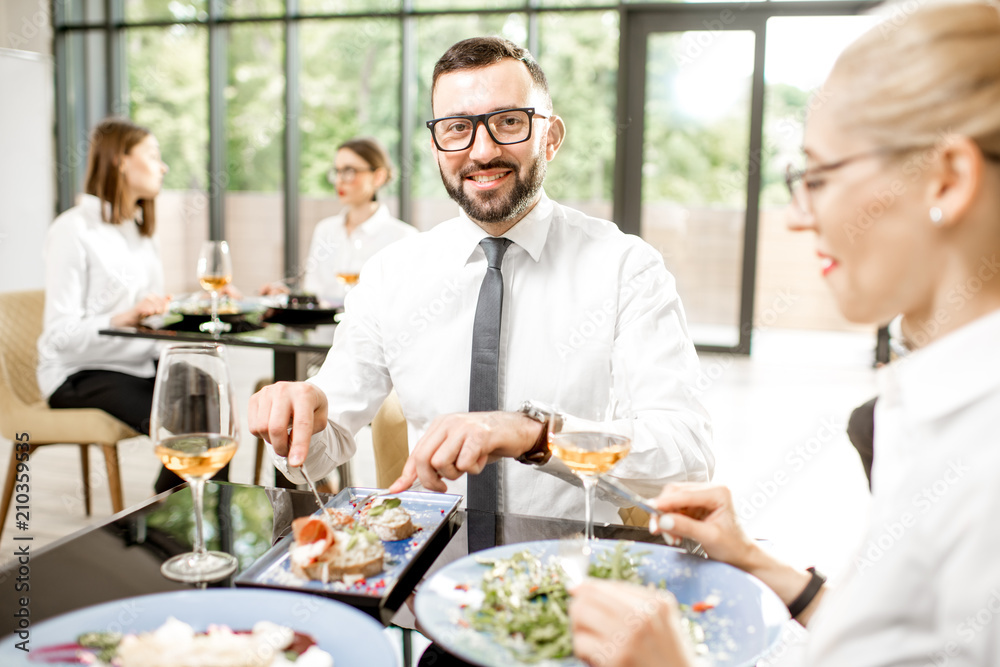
[
  {"x1": 597, "y1": 476, "x2": 708, "y2": 557},
  {"x1": 596, "y1": 476, "x2": 659, "y2": 516}
]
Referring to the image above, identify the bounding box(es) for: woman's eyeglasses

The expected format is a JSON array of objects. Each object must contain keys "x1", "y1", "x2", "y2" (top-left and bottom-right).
[
  {"x1": 785, "y1": 143, "x2": 1000, "y2": 217},
  {"x1": 327, "y1": 166, "x2": 373, "y2": 184}
]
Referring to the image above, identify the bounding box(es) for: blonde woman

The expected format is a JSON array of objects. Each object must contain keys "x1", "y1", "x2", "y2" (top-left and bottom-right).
[{"x1": 571, "y1": 3, "x2": 1000, "y2": 665}]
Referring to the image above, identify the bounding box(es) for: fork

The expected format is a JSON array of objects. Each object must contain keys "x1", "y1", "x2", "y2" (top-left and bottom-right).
[
  {"x1": 298, "y1": 465, "x2": 337, "y2": 528},
  {"x1": 354, "y1": 488, "x2": 395, "y2": 512}
]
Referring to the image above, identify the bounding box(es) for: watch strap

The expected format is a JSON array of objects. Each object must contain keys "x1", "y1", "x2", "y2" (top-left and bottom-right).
[
  {"x1": 515, "y1": 401, "x2": 554, "y2": 465},
  {"x1": 787, "y1": 566, "x2": 826, "y2": 619}
]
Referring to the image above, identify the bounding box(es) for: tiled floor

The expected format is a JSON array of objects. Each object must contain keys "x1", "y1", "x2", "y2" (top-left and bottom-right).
[{"x1": 0, "y1": 328, "x2": 878, "y2": 664}]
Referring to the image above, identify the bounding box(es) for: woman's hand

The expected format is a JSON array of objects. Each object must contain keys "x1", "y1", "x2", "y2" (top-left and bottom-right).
[
  {"x1": 259, "y1": 282, "x2": 290, "y2": 296},
  {"x1": 111, "y1": 293, "x2": 171, "y2": 327},
  {"x1": 650, "y1": 483, "x2": 761, "y2": 571},
  {"x1": 652, "y1": 483, "x2": 822, "y2": 625},
  {"x1": 570, "y1": 579, "x2": 695, "y2": 667}
]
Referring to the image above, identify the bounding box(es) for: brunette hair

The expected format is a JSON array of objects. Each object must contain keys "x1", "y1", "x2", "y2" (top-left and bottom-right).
[
  {"x1": 829, "y1": 1, "x2": 1000, "y2": 158},
  {"x1": 338, "y1": 137, "x2": 394, "y2": 201},
  {"x1": 84, "y1": 117, "x2": 157, "y2": 236},
  {"x1": 431, "y1": 36, "x2": 552, "y2": 110}
]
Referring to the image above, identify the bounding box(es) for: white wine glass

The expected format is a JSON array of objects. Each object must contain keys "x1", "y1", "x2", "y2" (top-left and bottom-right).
[
  {"x1": 150, "y1": 343, "x2": 240, "y2": 583},
  {"x1": 336, "y1": 236, "x2": 364, "y2": 293},
  {"x1": 549, "y1": 353, "x2": 634, "y2": 548},
  {"x1": 197, "y1": 240, "x2": 233, "y2": 336}
]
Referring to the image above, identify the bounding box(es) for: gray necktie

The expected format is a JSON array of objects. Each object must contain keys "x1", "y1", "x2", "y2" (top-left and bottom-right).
[{"x1": 467, "y1": 237, "x2": 511, "y2": 520}]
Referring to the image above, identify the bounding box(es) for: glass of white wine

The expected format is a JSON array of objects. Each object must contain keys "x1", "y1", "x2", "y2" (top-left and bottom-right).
[
  {"x1": 197, "y1": 240, "x2": 233, "y2": 336},
  {"x1": 150, "y1": 343, "x2": 240, "y2": 583},
  {"x1": 549, "y1": 354, "x2": 634, "y2": 547},
  {"x1": 336, "y1": 236, "x2": 364, "y2": 292}
]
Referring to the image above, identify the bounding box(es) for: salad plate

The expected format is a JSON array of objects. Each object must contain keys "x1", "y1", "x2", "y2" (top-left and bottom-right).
[
  {"x1": 236, "y1": 487, "x2": 461, "y2": 624},
  {"x1": 0, "y1": 588, "x2": 396, "y2": 666},
  {"x1": 414, "y1": 539, "x2": 788, "y2": 667}
]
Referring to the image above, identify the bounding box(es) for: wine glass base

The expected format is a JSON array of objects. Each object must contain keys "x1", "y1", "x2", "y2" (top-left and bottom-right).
[
  {"x1": 160, "y1": 550, "x2": 238, "y2": 584},
  {"x1": 198, "y1": 320, "x2": 231, "y2": 335}
]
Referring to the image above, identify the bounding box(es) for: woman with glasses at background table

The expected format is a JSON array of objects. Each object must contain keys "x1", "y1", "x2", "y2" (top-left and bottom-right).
[
  {"x1": 261, "y1": 137, "x2": 416, "y2": 301},
  {"x1": 570, "y1": 2, "x2": 1000, "y2": 665}
]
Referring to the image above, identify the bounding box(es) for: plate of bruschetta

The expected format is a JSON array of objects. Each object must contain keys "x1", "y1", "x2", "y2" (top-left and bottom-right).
[{"x1": 236, "y1": 487, "x2": 461, "y2": 624}]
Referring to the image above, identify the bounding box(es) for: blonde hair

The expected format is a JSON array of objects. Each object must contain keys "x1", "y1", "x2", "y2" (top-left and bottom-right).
[{"x1": 829, "y1": 0, "x2": 1000, "y2": 157}]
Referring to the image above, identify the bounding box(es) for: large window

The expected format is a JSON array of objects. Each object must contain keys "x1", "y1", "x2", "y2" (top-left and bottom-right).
[
  {"x1": 54, "y1": 1, "x2": 884, "y2": 354},
  {"x1": 127, "y1": 25, "x2": 208, "y2": 295}
]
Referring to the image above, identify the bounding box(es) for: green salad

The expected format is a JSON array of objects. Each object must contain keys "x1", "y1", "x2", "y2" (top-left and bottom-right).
[{"x1": 467, "y1": 543, "x2": 652, "y2": 662}]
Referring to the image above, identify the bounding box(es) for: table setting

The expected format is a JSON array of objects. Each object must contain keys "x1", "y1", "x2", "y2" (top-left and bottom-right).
[{"x1": 1, "y1": 342, "x2": 788, "y2": 666}]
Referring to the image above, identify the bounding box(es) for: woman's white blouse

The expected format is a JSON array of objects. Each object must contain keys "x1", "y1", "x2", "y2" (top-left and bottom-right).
[
  {"x1": 37, "y1": 194, "x2": 163, "y2": 398},
  {"x1": 807, "y1": 309, "x2": 1000, "y2": 666}
]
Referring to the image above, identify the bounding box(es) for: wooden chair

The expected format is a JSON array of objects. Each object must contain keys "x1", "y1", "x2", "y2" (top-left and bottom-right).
[
  {"x1": 0, "y1": 290, "x2": 137, "y2": 541},
  {"x1": 371, "y1": 391, "x2": 409, "y2": 488}
]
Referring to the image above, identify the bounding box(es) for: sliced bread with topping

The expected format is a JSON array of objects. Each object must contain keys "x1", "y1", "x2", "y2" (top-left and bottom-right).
[{"x1": 362, "y1": 497, "x2": 417, "y2": 542}]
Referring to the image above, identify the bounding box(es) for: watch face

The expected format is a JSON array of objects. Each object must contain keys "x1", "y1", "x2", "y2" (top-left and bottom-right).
[{"x1": 520, "y1": 401, "x2": 553, "y2": 422}]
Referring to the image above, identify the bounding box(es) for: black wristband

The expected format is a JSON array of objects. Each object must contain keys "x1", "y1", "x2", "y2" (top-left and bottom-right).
[{"x1": 787, "y1": 567, "x2": 826, "y2": 619}]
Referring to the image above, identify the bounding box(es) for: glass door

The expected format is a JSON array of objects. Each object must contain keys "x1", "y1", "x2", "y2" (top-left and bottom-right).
[{"x1": 618, "y1": 10, "x2": 765, "y2": 353}]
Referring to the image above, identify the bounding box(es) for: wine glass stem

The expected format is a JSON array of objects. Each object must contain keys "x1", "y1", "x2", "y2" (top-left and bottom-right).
[
  {"x1": 190, "y1": 477, "x2": 207, "y2": 557},
  {"x1": 582, "y1": 475, "x2": 597, "y2": 545},
  {"x1": 210, "y1": 290, "x2": 220, "y2": 332}
]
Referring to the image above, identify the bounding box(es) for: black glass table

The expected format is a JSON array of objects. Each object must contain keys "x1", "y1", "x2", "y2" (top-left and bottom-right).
[
  {"x1": 100, "y1": 320, "x2": 337, "y2": 383},
  {"x1": 0, "y1": 482, "x2": 663, "y2": 663}
]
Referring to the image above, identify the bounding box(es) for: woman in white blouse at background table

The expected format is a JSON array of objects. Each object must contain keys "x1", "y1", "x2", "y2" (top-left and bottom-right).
[
  {"x1": 570, "y1": 2, "x2": 1000, "y2": 665},
  {"x1": 38, "y1": 116, "x2": 229, "y2": 494},
  {"x1": 262, "y1": 136, "x2": 416, "y2": 300}
]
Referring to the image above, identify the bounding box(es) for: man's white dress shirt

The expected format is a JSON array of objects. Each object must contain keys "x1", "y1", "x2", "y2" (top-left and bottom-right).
[
  {"x1": 277, "y1": 192, "x2": 714, "y2": 522},
  {"x1": 807, "y1": 309, "x2": 1000, "y2": 665},
  {"x1": 302, "y1": 204, "x2": 416, "y2": 301},
  {"x1": 37, "y1": 194, "x2": 163, "y2": 398}
]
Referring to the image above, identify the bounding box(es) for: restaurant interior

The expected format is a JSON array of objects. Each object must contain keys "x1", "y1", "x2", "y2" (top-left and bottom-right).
[{"x1": 0, "y1": 1, "x2": 895, "y2": 665}]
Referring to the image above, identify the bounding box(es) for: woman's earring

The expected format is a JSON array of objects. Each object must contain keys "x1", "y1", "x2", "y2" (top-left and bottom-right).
[{"x1": 929, "y1": 207, "x2": 945, "y2": 225}]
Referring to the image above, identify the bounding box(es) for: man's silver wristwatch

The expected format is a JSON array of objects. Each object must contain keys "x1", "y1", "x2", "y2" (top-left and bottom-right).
[{"x1": 516, "y1": 400, "x2": 559, "y2": 465}]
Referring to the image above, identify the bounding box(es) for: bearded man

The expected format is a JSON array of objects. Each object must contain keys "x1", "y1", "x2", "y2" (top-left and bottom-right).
[{"x1": 249, "y1": 37, "x2": 713, "y2": 543}]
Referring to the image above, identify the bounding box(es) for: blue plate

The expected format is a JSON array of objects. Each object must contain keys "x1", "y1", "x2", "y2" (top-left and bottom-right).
[
  {"x1": 0, "y1": 588, "x2": 397, "y2": 666},
  {"x1": 237, "y1": 487, "x2": 461, "y2": 624},
  {"x1": 415, "y1": 539, "x2": 788, "y2": 667}
]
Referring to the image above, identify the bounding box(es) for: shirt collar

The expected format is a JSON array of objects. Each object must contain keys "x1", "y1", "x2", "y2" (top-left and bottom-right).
[
  {"x1": 877, "y1": 308, "x2": 1000, "y2": 422},
  {"x1": 346, "y1": 204, "x2": 391, "y2": 237},
  {"x1": 455, "y1": 190, "x2": 554, "y2": 265}
]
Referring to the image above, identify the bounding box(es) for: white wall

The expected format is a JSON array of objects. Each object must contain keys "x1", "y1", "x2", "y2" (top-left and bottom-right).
[
  {"x1": 0, "y1": 48, "x2": 53, "y2": 292},
  {"x1": 0, "y1": 0, "x2": 54, "y2": 292},
  {"x1": 1, "y1": 0, "x2": 52, "y2": 56}
]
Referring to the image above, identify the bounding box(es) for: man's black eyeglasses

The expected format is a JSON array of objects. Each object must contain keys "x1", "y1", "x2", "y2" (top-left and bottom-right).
[{"x1": 426, "y1": 107, "x2": 550, "y2": 152}]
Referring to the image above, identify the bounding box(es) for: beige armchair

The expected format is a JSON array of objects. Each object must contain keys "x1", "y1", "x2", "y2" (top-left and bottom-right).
[
  {"x1": 0, "y1": 290, "x2": 137, "y2": 540},
  {"x1": 371, "y1": 391, "x2": 409, "y2": 489}
]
